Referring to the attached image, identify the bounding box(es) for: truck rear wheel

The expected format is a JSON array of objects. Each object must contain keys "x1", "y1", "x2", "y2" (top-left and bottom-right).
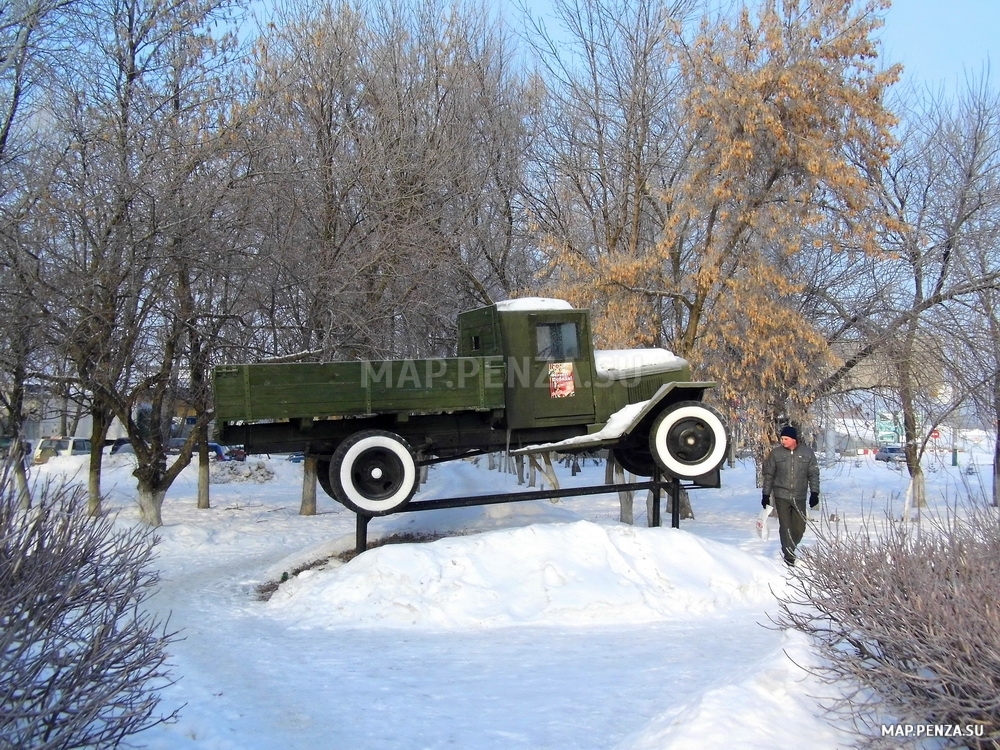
[
  {"x1": 316, "y1": 458, "x2": 333, "y2": 499},
  {"x1": 330, "y1": 430, "x2": 418, "y2": 515},
  {"x1": 649, "y1": 401, "x2": 727, "y2": 479}
]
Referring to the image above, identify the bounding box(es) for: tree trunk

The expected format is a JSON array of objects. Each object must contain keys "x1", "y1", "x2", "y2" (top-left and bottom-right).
[
  {"x1": 87, "y1": 403, "x2": 114, "y2": 516},
  {"x1": 137, "y1": 486, "x2": 166, "y2": 527},
  {"x1": 300, "y1": 455, "x2": 317, "y2": 516},
  {"x1": 8, "y1": 333, "x2": 31, "y2": 509},
  {"x1": 13, "y1": 440, "x2": 30, "y2": 511},
  {"x1": 197, "y1": 459, "x2": 210, "y2": 509},
  {"x1": 911, "y1": 464, "x2": 926, "y2": 511},
  {"x1": 87, "y1": 456, "x2": 102, "y2": 517},
  {"x1": 993, "y1": 430, "x2": 999, "y2": 508},
  {"x1": 197, "y1": 424, "x2": 211, "y2": 510},
  {"x1": 606, "y1": 455, "x2": 634, "y2": 525},
  {"x1": 529, "y1": 453, "x2": 560, "y2": 496},
  {"x1": 898, "y1": 333, "x2": 926, "y2": 508}
]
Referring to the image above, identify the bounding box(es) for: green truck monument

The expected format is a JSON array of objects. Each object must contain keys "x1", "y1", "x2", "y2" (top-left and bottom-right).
[{"x1": 213, "y1": 298, "x2": 728, "y2": 515}]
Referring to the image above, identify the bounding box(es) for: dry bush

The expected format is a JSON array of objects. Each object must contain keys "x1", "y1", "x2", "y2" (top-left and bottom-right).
[
  {"x1": 0, "y1": 464, "x2": 178, "y2": 749},
  {"x1": 774, "y1": 497, "x2": 1000, "y2": 748}
]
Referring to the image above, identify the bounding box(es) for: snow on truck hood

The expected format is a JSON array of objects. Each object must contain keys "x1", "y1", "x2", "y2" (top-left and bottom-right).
[{"x1": 594, "y1": 348, "x2": 687, "y2": 378}]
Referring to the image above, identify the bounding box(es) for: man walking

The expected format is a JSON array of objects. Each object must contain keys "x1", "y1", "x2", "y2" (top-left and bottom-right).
[{"x1": 762, "y1": 425, "x2": 820, "y2": 566}]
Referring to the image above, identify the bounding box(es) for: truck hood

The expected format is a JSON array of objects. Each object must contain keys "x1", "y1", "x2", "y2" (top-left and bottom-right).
[{"x1": 594, "y1": 349, "x2": 687, "y2": 380}]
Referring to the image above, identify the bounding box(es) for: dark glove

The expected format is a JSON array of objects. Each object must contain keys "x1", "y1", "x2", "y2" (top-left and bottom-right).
[
  {"x1": 761, "y1": 493, "x2": 770, "y2": 508},
  {"x1": 809, "y1": 492, "x2": 820, "y2": 508}
]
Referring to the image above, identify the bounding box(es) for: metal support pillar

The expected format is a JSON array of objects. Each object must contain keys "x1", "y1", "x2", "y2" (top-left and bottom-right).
[
  {"x1": 670, "y1": 478, "x2": 680, "y2": 529},
  {"x1": 356, "y1": 513, "x2": 370, "y2": 555},
  {"x1": 651, "y1": 471, "x2": 661, "y2": 527}
]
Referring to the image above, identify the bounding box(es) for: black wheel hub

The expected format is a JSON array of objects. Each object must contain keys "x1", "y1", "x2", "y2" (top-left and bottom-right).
[
  {"x1": 665, "y1": 418, "x2": 716, "y2": 465},
  {"x1": 351, "y1": 447, "x2": 405, "y2": 500}
]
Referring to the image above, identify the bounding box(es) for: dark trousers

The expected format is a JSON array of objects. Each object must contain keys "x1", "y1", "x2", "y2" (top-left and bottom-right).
[{"x1": 774, "y1": 495, "x2": 807, "y2": 564}]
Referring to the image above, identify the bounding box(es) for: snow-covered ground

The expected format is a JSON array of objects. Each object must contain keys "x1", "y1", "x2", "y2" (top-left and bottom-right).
[{"x1": 29, "y1": 435, "x2": 996, "y2": 749}]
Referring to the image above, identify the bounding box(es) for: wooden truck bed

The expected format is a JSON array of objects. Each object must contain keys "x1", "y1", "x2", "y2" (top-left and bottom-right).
[{"x1": 213, "y1": 356, "x2": 506, "y2": 423}]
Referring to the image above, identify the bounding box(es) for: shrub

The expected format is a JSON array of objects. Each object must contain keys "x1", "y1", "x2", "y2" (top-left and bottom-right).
[
  {"x1": 0, "y1": 464, "x2": 178, "y2": 749},
  {"x1": 774, "y1": 497, "x2": 1000, "y2": 748}
]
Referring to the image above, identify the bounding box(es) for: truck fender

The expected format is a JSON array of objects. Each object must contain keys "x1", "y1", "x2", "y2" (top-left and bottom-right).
[
  {"x1": 621, "y1": 382, "x2": 717, "y2": 437},
  {"x1": 619, "y1": 384, "x2": 728, "y2": 480}
]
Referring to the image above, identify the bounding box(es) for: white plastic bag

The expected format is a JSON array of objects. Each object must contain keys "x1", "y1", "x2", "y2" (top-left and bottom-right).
[{"x1": 755, "y1": 505, "x2": 773, "y2": 540}]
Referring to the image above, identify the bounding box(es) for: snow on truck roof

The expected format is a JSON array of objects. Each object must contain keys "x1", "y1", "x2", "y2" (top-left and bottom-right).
[
  {"x1": 495, "y1": 297, "x2": 574, "y2": 311},
  {"x1": 491, "y1": 299, "x2": 689, "y2": 375}
]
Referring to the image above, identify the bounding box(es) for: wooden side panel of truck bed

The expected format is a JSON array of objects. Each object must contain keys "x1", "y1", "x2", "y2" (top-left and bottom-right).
[{"x1": 213, "y1": 356, "x2": 506, "y2": 422}]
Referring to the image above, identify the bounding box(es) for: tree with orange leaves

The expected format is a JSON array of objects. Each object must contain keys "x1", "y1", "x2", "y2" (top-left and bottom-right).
[{"x1": 538, "y1": 0, "x2": 899, "y2": 446}]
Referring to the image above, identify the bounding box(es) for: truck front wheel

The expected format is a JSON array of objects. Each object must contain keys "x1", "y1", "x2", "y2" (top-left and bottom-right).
[
  {"x1": 611, "y1": 444, "x2": 656, "y2": 477},
  {"x1": 649, "y1": 401, "x2": 727, "y2": 479},
  {"x1": 330, "y1": 430, "x2": 418, "y2": 515}
]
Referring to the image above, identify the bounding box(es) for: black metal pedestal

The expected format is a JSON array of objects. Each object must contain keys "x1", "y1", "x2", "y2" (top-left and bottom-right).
[{"x1": 353, "y1": 471, "x2": 687, "y2": 554}]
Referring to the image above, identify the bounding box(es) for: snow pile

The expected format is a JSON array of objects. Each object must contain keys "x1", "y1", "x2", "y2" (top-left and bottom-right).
[
  {"x1": 265, "y1": 521, "x2": 784, "y2": 630},
  {"x1": 210, "y1": 459, "x2": 276, "y2": 484}
]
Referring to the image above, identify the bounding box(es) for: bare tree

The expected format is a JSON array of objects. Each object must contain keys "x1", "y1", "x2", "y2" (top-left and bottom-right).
[
  {"x1": 32, "y1": 0, "x2": 251, "y2": 524},
  {"x1": 0, "y1": 0, "x2": 79, "y2": 160},
  {"x1": 0, "y1": 0, "x2": 82, "y2": 504},
  {"x1": 815, "y1": 80, "x2": 1000, "y2": 506},
  {"x1": 523, "y1": 0, "x2": 695, "y2": 346},
  {"x1": 0, "y1": 466, "x2": 178, "y2": 748},
  {"x1": 242, "y1": 0, "x2": 537, "y2": 363}
]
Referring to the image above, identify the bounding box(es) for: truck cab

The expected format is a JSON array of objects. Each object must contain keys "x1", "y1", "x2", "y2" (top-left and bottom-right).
[{"x1": 457, "y1": 299, "x2": 597, "y2": 430}]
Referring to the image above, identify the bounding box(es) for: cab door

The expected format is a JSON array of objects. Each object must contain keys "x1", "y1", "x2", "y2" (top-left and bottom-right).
[{"x1": 502, "y1": 310, "x2": 596, "y2": 429}]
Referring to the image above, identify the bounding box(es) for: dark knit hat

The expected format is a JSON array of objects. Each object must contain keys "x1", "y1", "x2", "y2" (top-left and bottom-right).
[{"x1": 779, "y1": 425, "x2": 798, "y2": 441}]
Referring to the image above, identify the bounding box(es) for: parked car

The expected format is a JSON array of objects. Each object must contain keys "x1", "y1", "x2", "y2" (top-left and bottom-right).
[
  {"x1": 32, "y1": 436, "x2": 92, "y2": 465},
  {"x1": 110, "y1": 438, "x2": 135, "y2": 454},
  {"x1": 875, "y1": 445, "x2": 906, "y2": 463},
  {"x1": 112, "y1": 438, "x2": 233, "y2": 461},
  {"x1": 225, "y1": 446, "x2": 246, "y2": 461},
  {"x1": 207, "y1": 443, "x2": 231, "y2": 461}
]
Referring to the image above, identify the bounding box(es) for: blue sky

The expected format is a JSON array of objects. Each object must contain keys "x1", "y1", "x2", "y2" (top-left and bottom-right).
[
  {"x1": 881, "y1": 0, "x2": 997, "y2": 90},
  {"x1": 514, "y1": 0, "x2": 997, "y2": 93}
]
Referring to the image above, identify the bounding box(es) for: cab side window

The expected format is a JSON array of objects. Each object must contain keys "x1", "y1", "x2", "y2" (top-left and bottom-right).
[{"x1": 536, "y1": 322, "x2": 580, "y2": 360}]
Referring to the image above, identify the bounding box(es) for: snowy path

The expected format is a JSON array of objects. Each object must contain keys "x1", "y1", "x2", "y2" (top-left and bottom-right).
[
  {"x1": 31, "y1": 453, "x2": 926, "y2": 748},
  {"x1": 130, "y1": 497, "x2": 788, "y2": 750},
  {"x1": 143, "y1": 551, "x2": 781, "y2": 750}
]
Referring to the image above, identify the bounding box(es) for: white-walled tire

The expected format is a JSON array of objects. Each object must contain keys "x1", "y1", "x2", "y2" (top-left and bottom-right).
[
  {"x1": 649, "y1": 402, "x2": 728, "y2": 479},
  {"x1": 330, "y1": 430, "x2": 418, "y2": 515}
]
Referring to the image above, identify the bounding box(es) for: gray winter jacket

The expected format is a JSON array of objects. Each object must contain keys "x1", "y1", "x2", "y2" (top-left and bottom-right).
[{"x1": 762, "y1": 444, "x2": 819, "y2": 502}]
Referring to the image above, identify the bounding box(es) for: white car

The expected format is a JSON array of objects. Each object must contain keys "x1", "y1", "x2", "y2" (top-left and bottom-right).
[
  {"x1": 32, "y1": 436, "x2": 92, "y2": 465},
  {"x1": 874, "y1": 445, "x2": 906, "y2": 463}
]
